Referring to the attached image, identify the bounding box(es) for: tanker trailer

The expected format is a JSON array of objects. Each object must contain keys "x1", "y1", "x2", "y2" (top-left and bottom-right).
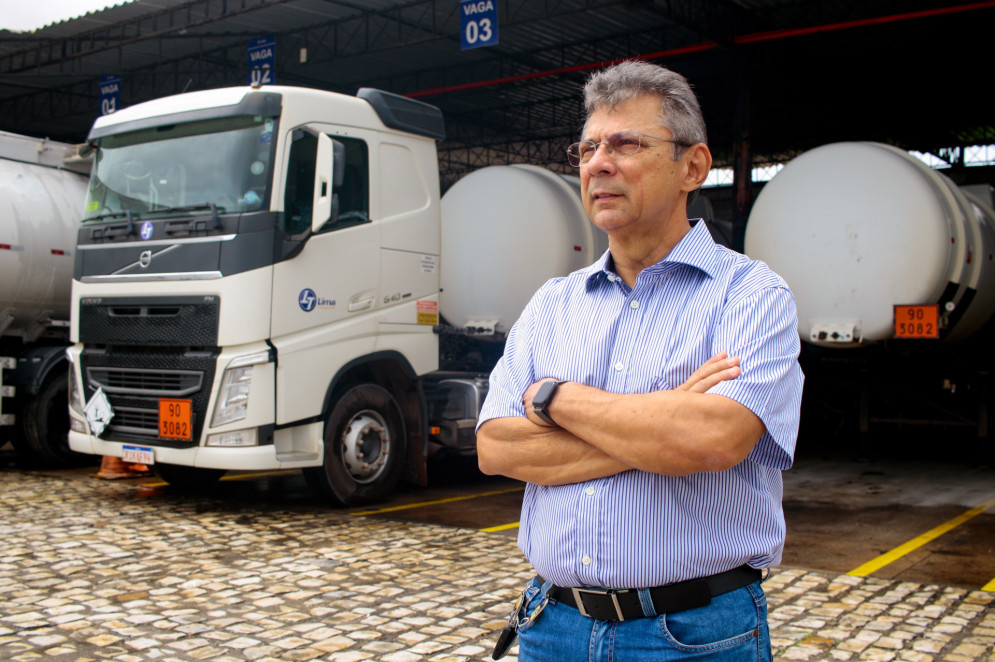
[
  {"x1": 1, "y1": 131, "x2": 90, "y2": 465},
  {"x1": 417, "y1": 164, "x2": 610, "y2": 457},
  {"x1": 440, "y1": 164, "x2": 607, "y2": 340},
  {"x1": 744, "y1": 141, "x2": 995, "y2": 441}
]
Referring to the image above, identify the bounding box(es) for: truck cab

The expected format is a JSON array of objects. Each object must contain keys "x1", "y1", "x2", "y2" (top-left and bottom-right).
[{"x1": 68, "y1": 85, "x2": 447, "y2": 504}]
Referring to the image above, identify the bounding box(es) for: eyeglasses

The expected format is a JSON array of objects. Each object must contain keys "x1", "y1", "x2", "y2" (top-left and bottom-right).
[{"x1": 566, "y1": 131, "x2": 693, "y2": 167}]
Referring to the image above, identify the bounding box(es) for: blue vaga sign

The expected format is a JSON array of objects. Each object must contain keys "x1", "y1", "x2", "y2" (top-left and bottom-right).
[
  {"x1": 460, "y1": 0, "x2": 498, "y2": 51},
  {"x1": 248, "y1": 36, "x2": 276, "y2": 86},
  {"x1": 99, "y1": 76, "x2": 121, "y2": 116}
]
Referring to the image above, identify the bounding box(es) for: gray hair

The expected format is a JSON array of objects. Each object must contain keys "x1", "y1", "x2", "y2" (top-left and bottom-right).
[{"x1": 583, "y1": 60, "x2": 707, "y2": 158}]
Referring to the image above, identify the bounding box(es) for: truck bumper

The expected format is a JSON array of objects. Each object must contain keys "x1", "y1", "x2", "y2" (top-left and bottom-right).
[{"x1": 69, "y1": 431, "x2": 294, "y2": 470}]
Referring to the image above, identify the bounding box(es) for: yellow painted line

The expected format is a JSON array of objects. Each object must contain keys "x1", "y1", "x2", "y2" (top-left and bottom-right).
[
  {"x1": 983, "y1": 577, "x2": 995, "y2": 592},
  {"x1": 481, "y1": 521, "x2": 520, "y2": 533},
  {"x1": 350, "y1": 486, "x2": 525, "y2": 516},
  {"x1": 848, "y1": 495, "x2": 995, "y2": 578},
  {"x1": 139, "y1": 469, "x2": 299, "y2": 489}
]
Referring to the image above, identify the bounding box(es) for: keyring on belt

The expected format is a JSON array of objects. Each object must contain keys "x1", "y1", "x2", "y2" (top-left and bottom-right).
[{"x1": 518, "y1": 596, "x2": 548, "y2": 628}]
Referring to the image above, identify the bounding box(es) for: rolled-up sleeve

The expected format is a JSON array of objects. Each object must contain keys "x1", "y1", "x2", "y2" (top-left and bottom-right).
[
  {"x1": 476, "y1": 281, "x2": 554, "y2": 431},
  {"x1": 708, "y1": 283, "x2": 804, "y2": 469}
]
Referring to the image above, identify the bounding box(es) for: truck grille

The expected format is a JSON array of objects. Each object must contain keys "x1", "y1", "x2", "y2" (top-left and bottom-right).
[
  {"x1": 78, "y1": 296, "x2": 220, "y2": 347},
  {"x1": 87, "y1": 367, "x2": 202, "y2": 396},
  {"x1": 80, "y1": 346, "x2": 217, "y2": 447},
  {"x1": 106, "y1": 405, "x2": 167, "y2": 437}
]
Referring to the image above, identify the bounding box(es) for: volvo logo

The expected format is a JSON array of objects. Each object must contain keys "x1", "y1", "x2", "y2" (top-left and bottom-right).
[{"x1": 139, "y1": 250, "x2": 152, "y2": 268}]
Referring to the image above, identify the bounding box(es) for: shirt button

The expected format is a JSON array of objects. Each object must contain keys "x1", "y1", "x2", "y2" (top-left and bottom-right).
[
  {"x1": 630, "y1": 300, "x2": 639, "y2": 309},
  {"x1": 607, "y1": 274, "x2": 616, "y2": 282},
  {"x1": 582, "y1": 555, "x2": 592, "y2": 566},
  {"x1": 585, "y1": 486, "x2": 595, "y2": 496},
  {"x1": 614, "y1": 361, "x2": 625, "y2": 371}
]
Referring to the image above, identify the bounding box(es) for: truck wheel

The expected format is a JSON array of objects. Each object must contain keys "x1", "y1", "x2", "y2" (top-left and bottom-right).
[
  {"x1": 16, "y1": 373, "x2": 90, "y2": 467},
  {"x1": 303, "y1": 384, "x2": 406, "y2": 506},
  {"x1": 153, "y1": 463, "x2": 226, "y2": 487}
]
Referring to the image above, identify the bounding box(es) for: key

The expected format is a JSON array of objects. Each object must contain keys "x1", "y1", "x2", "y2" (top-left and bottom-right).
[{"x1": 491, "y1": 595, "x2": 522, "y2": 660}]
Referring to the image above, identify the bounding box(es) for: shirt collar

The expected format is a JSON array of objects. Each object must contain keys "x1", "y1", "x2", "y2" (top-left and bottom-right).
[{"x1": 585, "y1": 218, "x2": 719, "y2": 290}]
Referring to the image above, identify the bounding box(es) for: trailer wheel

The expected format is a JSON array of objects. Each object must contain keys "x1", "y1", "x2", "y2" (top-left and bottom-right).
[
  {"x1": 303, "y1": 384, "x2": 406, "y2": 506},
  {"x1": 153, "y1": 463, "x2": 226, "y2": 487},
  {"x1": 16, "y1": 373, "x2": 91, "y2": 467}
]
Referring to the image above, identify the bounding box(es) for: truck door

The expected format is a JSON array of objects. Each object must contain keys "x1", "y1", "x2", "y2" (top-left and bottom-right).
[{"x1": 270, "y1": 127, "x2": 378, "y2": 425}]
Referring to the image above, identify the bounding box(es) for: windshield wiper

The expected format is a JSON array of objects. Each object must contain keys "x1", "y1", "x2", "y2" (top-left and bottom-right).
[
  {"x1": 146, "y1": 202, "x2": 224, "y2": 234},
  {"x1": 147, "y1": 203, "x2": 226, "y2": 215},
  {"x1": 87, "y1": 209, "x2": 136, "y2": 223},
  {"x1": 87, "y1": 209, "x2": 136, "y2": 238}
]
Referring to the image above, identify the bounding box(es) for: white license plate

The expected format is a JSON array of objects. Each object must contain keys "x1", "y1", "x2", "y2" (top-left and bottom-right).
[{"x1": 122, "y1": 445, "x2": 154, "y2": 465}]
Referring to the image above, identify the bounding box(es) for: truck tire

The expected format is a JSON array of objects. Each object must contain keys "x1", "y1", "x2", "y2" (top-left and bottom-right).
[
  {"x1": 15, "y1": 373, "x2": 90, "y2": 467},
  {"x1": 153, "y1": 463, "x2": 226, "y2": 487},
  {"x1": 303, "y1": 383, "x2": 406, "y2": 506}
]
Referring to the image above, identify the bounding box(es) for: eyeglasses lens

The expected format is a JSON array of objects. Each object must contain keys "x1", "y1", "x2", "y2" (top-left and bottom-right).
[{"x1": 567, "y1": 133, "x2": 643, "y2": 167}]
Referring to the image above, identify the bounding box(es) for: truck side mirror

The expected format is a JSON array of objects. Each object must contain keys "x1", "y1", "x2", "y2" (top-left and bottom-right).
[{"x1": 312, "y1": 134, "x2": 346, "y2": 233}]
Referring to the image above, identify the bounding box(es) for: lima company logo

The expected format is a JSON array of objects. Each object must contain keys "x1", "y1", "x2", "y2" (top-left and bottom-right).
[
  {"x1": 140, "y1": 221, "x2": 154, "y2": 240},
  {"x1": 298, "y1": 288, "x2": 316, "y2": 312}
]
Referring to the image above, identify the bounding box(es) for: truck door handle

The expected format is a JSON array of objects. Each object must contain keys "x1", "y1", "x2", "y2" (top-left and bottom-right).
[{"x1": 348, "y1": 296, "x2": 375, "y2": 312}]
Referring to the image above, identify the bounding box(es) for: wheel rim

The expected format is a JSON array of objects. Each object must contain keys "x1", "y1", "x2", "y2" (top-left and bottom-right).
[{"x1": 340, "y1": 409, "x2": 390, "y2": 484}]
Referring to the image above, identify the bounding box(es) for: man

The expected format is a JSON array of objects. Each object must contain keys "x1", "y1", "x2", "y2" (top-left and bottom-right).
[{"x1": 476, "y1": 60, "x2": 804, "y2": 661}]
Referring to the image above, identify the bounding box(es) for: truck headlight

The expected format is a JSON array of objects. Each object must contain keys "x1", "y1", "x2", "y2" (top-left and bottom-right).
[
  {"x1": 212, "y1": 365, "x2": 253, "y2": 426},
  {"x1": 211, "y1": 351, "x2": 269, "y2": 427}
]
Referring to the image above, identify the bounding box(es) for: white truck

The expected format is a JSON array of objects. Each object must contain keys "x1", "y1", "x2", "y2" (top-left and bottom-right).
[
  {"x1": 67, "y1": 84, "x2": 606, "y2": 504},
  {"x1": 1, "y1": 131, "x2": 90, "y2": 466}
]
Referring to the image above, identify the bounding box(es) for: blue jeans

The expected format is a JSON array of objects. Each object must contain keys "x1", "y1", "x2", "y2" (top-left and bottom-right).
[{"x1": 514, "y1": 577, "x2": 772, "y2": 661}]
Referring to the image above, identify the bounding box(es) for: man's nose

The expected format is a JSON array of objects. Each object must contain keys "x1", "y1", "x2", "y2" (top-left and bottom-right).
[{"x1": 585, "y1": 142, "x2": 615, "y2": 172}]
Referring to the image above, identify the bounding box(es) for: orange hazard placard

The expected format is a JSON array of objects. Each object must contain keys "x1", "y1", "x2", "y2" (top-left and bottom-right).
[
  {"x1": 417, "y1": 300, "x2": 439, "y2": 325},
  {"x1": 159, "y1": 398, "x2": 193, "y2": 441},
  {"x1": 894, "y1": 305, "x2": 939, "y2": 339}
]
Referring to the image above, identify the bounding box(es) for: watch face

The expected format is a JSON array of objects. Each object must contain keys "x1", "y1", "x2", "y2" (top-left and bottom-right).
[
  {"x1": 532, "y1": 381, "x2": 564, "y2": 425},
  {"x1": 535, "y1": 380, "x2": 558, "y2": 407}
]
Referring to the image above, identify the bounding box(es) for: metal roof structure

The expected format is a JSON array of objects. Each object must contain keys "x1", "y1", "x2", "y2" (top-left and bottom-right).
[{"x1": 1, "y1": 0, "x2": 992, "y2": 204}]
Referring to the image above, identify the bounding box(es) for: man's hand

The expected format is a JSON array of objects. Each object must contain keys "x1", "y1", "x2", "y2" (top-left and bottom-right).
[{"x1": 677, "y1": 352, "x2": 740, "y2": 392}]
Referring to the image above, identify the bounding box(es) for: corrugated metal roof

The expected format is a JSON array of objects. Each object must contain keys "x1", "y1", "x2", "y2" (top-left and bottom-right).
[{"x1": 1, "y1": 0, "x2": 991, "y2": 183}]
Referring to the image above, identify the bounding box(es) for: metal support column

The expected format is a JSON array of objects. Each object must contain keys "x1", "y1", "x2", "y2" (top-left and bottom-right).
[{"x1": 731, "y1": 56, "x2": 752, "y2": 254}]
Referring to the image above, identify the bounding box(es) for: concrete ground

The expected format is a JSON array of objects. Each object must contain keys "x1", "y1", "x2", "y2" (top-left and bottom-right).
[{"x1": 0, "y1": 468, "x2": 992, "y2": 661}]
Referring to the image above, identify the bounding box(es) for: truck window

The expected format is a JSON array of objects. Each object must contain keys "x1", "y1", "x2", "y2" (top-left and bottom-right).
[
  {"x1": 283, "y1": 132, "x2": 369, "y2": 236},
  {"x1": 85, "y1": 115, "x2": 277, "y2": 220}
]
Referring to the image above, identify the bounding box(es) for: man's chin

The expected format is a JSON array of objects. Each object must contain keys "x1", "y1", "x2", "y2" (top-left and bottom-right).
[{"x1": 590, "y1": 213, "x2": 630, "y2": 233}]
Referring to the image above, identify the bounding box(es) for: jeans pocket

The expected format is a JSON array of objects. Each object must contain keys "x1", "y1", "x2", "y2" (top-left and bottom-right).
[{"x1": 657, "y1": 583, "x2": 765, "y2": 654}]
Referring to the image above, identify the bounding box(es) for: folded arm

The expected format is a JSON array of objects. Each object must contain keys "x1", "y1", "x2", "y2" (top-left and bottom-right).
[{"x1": 476, "y1": 352, "x2": 761, "y2": 484}]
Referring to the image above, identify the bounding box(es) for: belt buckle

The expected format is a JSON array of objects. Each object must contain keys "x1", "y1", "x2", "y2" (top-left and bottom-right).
[{"x1": 571, "y1": 587, "x2": 625, "y2": 621}]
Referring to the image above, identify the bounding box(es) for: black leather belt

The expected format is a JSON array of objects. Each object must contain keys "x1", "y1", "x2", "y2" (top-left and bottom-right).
[{"x1": 541, "y1": 565, "x2": 762, "y2": 621}]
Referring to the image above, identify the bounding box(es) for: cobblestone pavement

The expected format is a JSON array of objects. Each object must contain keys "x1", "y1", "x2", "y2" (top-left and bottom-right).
[{"x1": 1, "y1": 470, "x2": 992, "y2": 661}]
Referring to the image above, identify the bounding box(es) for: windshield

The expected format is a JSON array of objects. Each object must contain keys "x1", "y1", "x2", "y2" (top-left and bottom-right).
[{"x1": 84, "y1": 115, "x2": 277, "y2": 221}]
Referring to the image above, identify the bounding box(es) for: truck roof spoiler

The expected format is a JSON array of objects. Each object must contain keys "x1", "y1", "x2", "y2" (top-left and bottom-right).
[{"x1": 357, "y1": 88, "x2": 446, "y2": 142}]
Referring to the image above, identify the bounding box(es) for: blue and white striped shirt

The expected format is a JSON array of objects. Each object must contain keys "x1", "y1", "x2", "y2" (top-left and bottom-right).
[{"x1": 478, "y1": 219, "x2": 804, "y2": 589}]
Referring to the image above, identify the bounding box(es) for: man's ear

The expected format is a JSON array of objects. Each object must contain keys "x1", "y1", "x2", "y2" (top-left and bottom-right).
[{"x1": 682, "y1": 143, "x2": 713, "y2": 192}]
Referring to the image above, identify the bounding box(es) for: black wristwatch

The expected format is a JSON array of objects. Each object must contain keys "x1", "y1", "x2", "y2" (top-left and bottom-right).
[{"x1": 532, "y1": 380, "x2": 567, "y2": 425}]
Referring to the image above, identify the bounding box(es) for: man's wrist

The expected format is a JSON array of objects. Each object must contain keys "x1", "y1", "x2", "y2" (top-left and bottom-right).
[{"x1": 532, "y1": 380, "x2": 567, "y2": 426}]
